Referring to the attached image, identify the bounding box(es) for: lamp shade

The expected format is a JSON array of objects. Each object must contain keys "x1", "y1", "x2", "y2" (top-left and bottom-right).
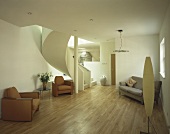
[{"x1": 143, "y1": 57, "x2": 154, "y2": 117}]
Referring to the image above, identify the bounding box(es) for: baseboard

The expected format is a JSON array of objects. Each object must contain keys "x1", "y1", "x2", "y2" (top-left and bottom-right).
[
  {"x1": 160, "y1": 97, "x2": 170, "y2": 130},
  {"x1": 163, "y1": 107, "x2": 170, "y2": 126}
]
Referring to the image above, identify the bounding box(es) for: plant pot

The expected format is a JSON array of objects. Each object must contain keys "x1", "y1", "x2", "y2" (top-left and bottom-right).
[{"x1": 42, "y1": 82, "x2": 47, "y2": 90}]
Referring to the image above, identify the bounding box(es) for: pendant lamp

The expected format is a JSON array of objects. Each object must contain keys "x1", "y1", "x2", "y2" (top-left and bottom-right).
[{"x1": 113, "y1": 30, "x2": 129, "y2": 52}]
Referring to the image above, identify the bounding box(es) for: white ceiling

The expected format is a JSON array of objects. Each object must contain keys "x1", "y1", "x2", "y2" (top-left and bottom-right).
[{"x1": 0, "y1": 0, "x2": 169, "y2": 43}]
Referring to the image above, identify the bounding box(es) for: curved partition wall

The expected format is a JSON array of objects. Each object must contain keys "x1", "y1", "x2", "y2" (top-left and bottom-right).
[{"x1": 42, "y1": 30, "x2": 71, "y2": 76}]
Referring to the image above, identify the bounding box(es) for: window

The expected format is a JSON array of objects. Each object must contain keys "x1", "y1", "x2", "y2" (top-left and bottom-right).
[{"x1": 160, "y1": 38, "x2": 165, "y2": 78}]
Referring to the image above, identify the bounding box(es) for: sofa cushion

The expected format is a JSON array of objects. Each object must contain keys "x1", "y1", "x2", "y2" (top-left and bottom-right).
[
  {"x1": 132, "y1": 76, "x2": 143, "y2": 90},
  {"x1": 4, "y1": 87, "x2": 21, "y2": 99},
  {"x1": 119, "y1": 86, "x2": 143, "y2": 96},
  {"x1": 126, "y1": 78, "x2": 137, "y2": 87}
]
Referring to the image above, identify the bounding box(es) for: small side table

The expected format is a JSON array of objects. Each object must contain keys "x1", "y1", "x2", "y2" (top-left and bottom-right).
[{"x1": 37, "y1": 88, "x2": 51, "y2": 99}]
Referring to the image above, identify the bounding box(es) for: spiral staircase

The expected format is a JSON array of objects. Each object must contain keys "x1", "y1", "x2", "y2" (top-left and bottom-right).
[{"x1": 41, "y1": 27, "x2": 97, "y2": 91}]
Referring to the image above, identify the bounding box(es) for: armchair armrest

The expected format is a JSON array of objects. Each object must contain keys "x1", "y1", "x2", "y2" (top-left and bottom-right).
[
  {"x1": 64, "y1": 80, "x2": 73, "y2": 86},
  {"x1": 52, "y1": 82, "x2": 59, "y2": 97},
  {"x1": 17, "y1": 98, "x2": 32, "y2": 100},
  {"x1": 52, "y1": 82, "x2": 59, "y2": 88},
  {"x1": 1, "y1": 98, "x2": 33, "y2": 121},
  {"x1": 119, "y1": 82, "x2": 126, "y2": 86},
  {"x1": 20, "y1": 92, "x2": 39, "y2": 99}
]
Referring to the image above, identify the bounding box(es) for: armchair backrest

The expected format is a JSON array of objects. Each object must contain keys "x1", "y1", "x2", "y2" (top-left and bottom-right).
[
  {"x1": 55, "y1": 76, "x2": 64, "y2": 85},
  {"x1": 4, "y1": 87, "x2": 21, "y2": 99}
]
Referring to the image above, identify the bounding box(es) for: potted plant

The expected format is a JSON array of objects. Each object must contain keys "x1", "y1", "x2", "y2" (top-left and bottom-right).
[{"x1": 37, "y1": 72, "x2": 53, "y2": 90}]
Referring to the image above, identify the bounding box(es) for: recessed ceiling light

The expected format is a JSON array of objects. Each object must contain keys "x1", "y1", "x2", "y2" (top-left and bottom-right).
[{"x1": 27, "y1": 12, "x2": 32, "y2": 15}]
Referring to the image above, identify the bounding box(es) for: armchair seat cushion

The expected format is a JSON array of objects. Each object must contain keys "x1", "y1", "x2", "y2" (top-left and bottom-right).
[{"x1": 58, "y1": 85, "x2": 72, "y2": 90}]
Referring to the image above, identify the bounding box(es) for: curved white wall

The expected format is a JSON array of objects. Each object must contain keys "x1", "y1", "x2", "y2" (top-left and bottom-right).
[
  {"x1": 0, "y1": 20, "x2": 49, "y2": 91},
  {"x1": 42, "y1": 27, "x2": 52, "y2": 45},
  {"x1": 42, "y1": 31, "x2": 71, "y2": 76},
  {"x1": 0, "y1": 20, "x2": 59, "y2": 117}
]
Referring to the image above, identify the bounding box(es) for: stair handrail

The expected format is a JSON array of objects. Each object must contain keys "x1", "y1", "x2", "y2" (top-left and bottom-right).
[{"x1": 78, "y1": 64, "x2": 90, "y2": 72}]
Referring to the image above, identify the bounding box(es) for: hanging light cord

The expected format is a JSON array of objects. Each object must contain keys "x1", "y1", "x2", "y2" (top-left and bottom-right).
[
  {"x1": 113, "y1": 29, "x2": 129, "y2": 52},
  {"x1": 119, "y1": 31, "x2": 123, "y2": 51}
]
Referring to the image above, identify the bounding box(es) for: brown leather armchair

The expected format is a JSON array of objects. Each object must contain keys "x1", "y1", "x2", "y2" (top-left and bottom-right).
[
  {"x1": 52, "y1": 76, "x2": 73, "y2": 97},
  {"x1": 1, "y1": 87, "x2": 40, "y2": 121}
]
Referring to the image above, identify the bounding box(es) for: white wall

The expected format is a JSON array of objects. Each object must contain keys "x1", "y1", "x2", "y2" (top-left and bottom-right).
[
  {"x1": 78, "y1": 67, "x2": 84, "y2": 90},
  {"x1": 159, "y1": 3, "x2": 170, "y2": 129},
  {"x1": 84, "y1": 62, "x2": 101, "y2": 85},
  {"x1": 85, "y1": 35, "x2": 159, "y2": 87},
  {"x1": 0, "y1": 19, "x2": 60, "y2": 117},
  {"x1": 116, "y1": 35, "x2": 159, "y2": 85},
  {"x1": 90, "y1": 49, "x2": 100, "y2": 61},
  {"x1": 67, "y1": 47, "x2": 74, "y2": 80},
  {"x1": 0, "y1": 20, "x2": 47, "y2": 91},
  {"x1": 84, "y1": 41, "x2": 114, "y2": 85},
  {"x1": 78, "y1": 64, "x2": 91, "y2": 87},
  {"x1": 100, "y1": 42, "x2": 114, "y2": 85}
]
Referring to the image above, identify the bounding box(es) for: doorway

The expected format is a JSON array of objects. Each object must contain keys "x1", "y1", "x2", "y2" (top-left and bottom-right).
[{"x1": 111, "y1": 54, "x2": 116, "y2": 85}]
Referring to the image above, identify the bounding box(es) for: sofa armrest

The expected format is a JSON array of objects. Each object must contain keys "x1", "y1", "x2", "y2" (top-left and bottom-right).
[
  {"x1": 1, "y1": 98, "x2": 33, "y2": 121},
  {"x1": 20, "y1": 92, "x2": 39, "y2": 99},
  {"x1": 119, "y1": 82, "x2": 126, "y2": 86}
]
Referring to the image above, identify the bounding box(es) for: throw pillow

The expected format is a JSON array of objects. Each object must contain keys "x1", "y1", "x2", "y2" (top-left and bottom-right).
[{"x1": 126, "y1": 78, "x2": 137, "y2": 87}]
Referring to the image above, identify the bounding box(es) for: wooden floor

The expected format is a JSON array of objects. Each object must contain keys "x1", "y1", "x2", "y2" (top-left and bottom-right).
[{"x1": 0, "y1": 85, "x2": 168, "y2": 134}]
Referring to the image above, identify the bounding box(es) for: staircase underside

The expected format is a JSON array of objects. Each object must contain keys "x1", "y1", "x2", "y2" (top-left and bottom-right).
[{"x1": 42, "y1": 30, "x2": 71, "y2": 76}]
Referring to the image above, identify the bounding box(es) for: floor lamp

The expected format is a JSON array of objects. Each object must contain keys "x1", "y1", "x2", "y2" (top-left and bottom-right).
[{"x1": 140, "y1": 57, "x2": 155, "y2": 134}]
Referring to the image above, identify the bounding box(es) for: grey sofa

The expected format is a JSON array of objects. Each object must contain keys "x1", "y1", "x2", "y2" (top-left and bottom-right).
[{"x1": 119, "y1": 76, "x2": 162, "y2": 104}]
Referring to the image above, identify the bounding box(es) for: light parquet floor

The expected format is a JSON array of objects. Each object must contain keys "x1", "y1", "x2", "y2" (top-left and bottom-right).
[{"x1": 0, "y1": 85, "x2": 168, "y2": 134}]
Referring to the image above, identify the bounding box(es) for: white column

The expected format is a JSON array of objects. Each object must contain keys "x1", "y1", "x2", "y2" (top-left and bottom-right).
[{"x1": 74, "y1": 36, "x2": 78, "y2": 93}]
